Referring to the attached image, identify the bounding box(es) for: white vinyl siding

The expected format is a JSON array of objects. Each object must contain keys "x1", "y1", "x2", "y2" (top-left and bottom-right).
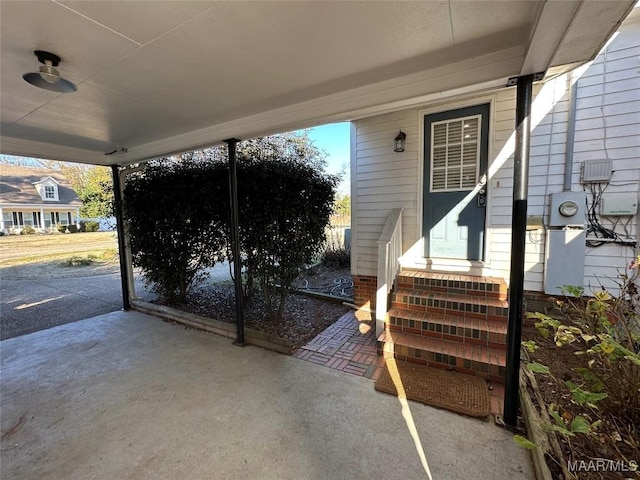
[
  {"x1": 480, "y1": 18, "x2": 638, "y2": 292},
  {"x1": 352, "y1": 109, "x2": 419, "y2": 275},
  {"x1": 351, "y1": 16, "x2": 638, "y2": 293}
]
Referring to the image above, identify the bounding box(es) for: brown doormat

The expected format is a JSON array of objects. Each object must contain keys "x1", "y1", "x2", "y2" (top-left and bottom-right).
[{"x1": 375, "y1": 359, "x2": 491, "y2": 418}]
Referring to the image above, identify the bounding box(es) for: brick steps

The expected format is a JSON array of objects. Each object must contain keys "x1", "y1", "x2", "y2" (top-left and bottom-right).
[
  {"x1": 391, "y1": 288, "x2": 508, "y2": 321},
  {"x1": 378, "y1": 270, "x2": 509, "y2": 384},
  {"x1": 397, "y1": 270, "x2": 508, "y2": 300},
  {"x1": 387, "y1": 308, "x2": 507, "y2": 349},
  {"x1": 377, "y1": 330, "x2": 506, "y2": 384}
]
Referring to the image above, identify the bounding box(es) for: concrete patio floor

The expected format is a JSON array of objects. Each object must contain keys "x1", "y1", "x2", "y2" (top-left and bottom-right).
[{"x1": 0, "y1": 310, "x2": 534, "y2": 480}]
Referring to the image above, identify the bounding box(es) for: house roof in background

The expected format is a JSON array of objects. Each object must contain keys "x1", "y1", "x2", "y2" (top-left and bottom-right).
[
  {"x1": 0, "y1": 1, "x2": 635, "y2": 166},
  {"x1": 0, "y1": 165, "x2": 81, "y2": 206}
]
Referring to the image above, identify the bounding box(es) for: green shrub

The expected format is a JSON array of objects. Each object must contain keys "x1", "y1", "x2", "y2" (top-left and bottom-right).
[
  {"x1": 124, "y1": 160, "x2": 229, "y2": 304},
  {"x1": 525, "y1": 256, "x2": 640, "y2": 453},
  {"x1": 82, "y1": 221, "x2": 100, "y2": 232},
  {"x1": 321, "y1": 246, "x2": 350, "y2": 269},
  {"x1": 20, "y1": 226, "x2": 36, "y2": 235},
  {"x1": 57, "y1": 225, "x2": 68, "y2": 233},
  {"x1": 321, "y1": 233, "x2": 350, "y2": 269},
  {"x1": 237, "y1": 158, "x2": 336, "y2": 319},
  {"x1": 124, "y1": 134, "x2": 336, "y2": 316},
  {"x1": 67, "y1": 225, "x2": 78, "y2": 233},
  {"x1": 66, "y1": 254, "x2": 96, "y2": 266}
]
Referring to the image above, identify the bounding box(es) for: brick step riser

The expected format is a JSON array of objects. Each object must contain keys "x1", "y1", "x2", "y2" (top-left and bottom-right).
[
  {"x1": 396, "y1": 280, "x2": 507, "y2": 301},
  {"x1": 376, "y1": 342, "x2": 505, "y2": 384},
  {"x1": 390, "y1": 299, "x2": 508, "y2": 322},
  {"x1": 386, "y1": 323, "x2": 506, "y2": 350}
]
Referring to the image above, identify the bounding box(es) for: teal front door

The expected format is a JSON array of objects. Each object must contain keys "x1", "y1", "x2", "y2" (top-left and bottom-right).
[{"x1": 422, "y1": 104, "x2": 489, "y2": 260}]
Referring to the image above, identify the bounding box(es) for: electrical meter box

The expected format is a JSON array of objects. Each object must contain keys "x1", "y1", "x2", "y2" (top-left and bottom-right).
[{"x1": 548, "y1": 192, "x2": 587, "y2": 227}]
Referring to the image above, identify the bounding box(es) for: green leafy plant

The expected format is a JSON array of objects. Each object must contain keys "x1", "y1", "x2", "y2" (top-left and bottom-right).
[
  {"x1": 82, "y1": 221, "x2": 100, "y2": 232},
  {"x1": 544, "y1": 404, "x2": 601, "y2": 440},
  {"x1": 563, "y1": 381, "x2": 608, "y2": 408},
  {"x1": 524, "y1": 256, "x2": 640, "y2": 460},
  {"x1": 124, "y1": 132, "x2": 336, "y2": 316},
  {"x1": 526, "y1": 362, "x2": 550, "y2": 375},
  {"x1": 513, "y1": 434, "x2": 537, "y2": 450},
  {"x1": 235, "y1": 157, "x2": 336, "y2": 320},
  {"x1": 124, "y1": 159, "x2": 228, "y2": 304},
  {"x1": 20, "y1": 225, "x2": 36, "y2": 235},
  {"x1": 522, "y1": 340, "x2": 538, "y2": 353}
]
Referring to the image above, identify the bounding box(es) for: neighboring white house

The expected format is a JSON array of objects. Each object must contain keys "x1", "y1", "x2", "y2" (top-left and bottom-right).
[
  {"x1": 351, "y1": 7, "x2": 639, "y2": 308},
  {"x1": 0, "y1": 165, "x2": 81, "y2": 234}
]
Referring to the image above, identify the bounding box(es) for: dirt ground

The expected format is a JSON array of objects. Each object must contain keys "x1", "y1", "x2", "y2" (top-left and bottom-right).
[{"x1": 164, "y1": 266, "x2": 353, "y2": 351}]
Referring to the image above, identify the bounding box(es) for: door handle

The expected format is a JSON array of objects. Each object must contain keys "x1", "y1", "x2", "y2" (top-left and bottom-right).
[{"x1": 477, "y1": 188, "x2": 486, "y2": 207}]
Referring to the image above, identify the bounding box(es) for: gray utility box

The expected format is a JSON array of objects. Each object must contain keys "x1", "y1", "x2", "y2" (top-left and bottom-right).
[
  {"x1": 548, "y1": 192, "x2": 587, "y2": 227},
  {"x1": 544, "y1": 229, "x2": 586, "y2": 295}
]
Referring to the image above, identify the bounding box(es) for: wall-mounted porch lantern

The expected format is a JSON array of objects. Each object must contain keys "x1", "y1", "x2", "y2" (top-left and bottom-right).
[{"x1": 393, "y1": 130, "x2": 406, "y2": 152}]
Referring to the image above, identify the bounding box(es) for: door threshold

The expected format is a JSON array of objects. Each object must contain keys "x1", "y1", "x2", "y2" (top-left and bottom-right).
[{"x1": 401, "y1": 257, "x2": 489, "y2": 276}]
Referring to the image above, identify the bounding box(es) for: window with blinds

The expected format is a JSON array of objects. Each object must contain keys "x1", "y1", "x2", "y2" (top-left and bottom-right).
[{"x1": 430, "y1": 115, "x2": 481, "y2": 192}]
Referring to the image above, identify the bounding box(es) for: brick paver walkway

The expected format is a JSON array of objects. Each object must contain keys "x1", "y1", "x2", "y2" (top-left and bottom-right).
[
  {"x1": 293, "y1": 311, "x2": 384, "y2": 379},
  {"x1": 294, "y1": 310, "x2": 505, "y2": 416}
]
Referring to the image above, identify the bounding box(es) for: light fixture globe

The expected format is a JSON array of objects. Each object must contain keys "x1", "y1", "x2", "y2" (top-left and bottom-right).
[{"x1": 22, "y1": 50, "x2": 77, "y2": 93}]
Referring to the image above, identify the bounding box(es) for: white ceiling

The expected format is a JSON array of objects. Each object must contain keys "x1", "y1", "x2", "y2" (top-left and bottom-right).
[{"x1": 0, "y1": 1, "x2": 635, "y2": 166}]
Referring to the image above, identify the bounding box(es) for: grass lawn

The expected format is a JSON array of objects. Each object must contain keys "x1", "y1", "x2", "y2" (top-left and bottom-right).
[{"x1": 0, "y1": 231, "x2": 118, "y2": 267}]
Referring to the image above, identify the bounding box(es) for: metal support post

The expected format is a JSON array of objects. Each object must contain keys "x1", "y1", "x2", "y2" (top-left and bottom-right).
[
  {"x1": 226, "y1": 138, "x2": 245, "y2": 345},
  {"x1": 504, "y1": 74, "x2": 534, "y2": 427}
]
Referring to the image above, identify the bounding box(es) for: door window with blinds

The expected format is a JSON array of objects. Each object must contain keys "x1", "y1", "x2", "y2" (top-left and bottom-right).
[{"x1": 430, "y1": 115, "x2": 481, "y2": 192}]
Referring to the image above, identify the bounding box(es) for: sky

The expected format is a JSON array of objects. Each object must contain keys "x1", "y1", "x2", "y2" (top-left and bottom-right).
[{"x1": 304, "y1": 122, "x2": 351, "y2": 196}]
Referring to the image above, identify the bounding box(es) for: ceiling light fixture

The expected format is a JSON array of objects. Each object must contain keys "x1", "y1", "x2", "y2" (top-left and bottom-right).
[{"x1": 23, "y1": 50, "x2": 77, "y2": 93}]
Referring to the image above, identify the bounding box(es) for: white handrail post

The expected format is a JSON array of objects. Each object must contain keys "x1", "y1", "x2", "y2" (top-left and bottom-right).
[
  {"x1": 376, "y1": 242, "x2": 389, "y2": 336},
  {"x1": 375, "y1": 208, "x2": 403, "y2": 337}
]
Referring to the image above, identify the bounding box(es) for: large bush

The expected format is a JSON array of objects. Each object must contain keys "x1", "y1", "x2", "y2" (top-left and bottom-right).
[
  {"x1": 124, "y1": 159, "x2": 229, "y2": 303},
  {"x1": 124, "y1": 133, "x2": 337, "y2": 319},
  {"x1": 237, "y1": 158, "x2": 336, "y2": 319}
]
